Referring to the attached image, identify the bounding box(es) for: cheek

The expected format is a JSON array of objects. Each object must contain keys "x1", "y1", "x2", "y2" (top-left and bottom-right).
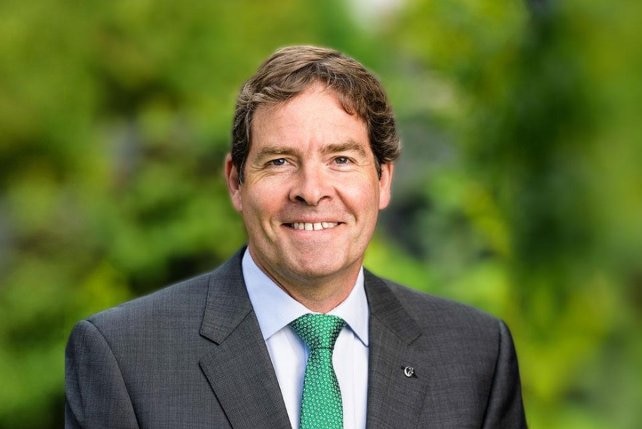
[
  {"x1": 242, "y1": 190, "x2": 274, "y2": 221},
  {"x1": 344, "y1": 185, "x2": 380, "y2": 219}
]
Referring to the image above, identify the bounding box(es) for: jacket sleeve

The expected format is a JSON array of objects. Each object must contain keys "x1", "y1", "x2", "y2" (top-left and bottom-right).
[
  {"x1": 65, "y1": 320, "x2": 139, "y2": 429},
  {"x1": 482, "y1": 320, "x2": 527, "y2": 429}
]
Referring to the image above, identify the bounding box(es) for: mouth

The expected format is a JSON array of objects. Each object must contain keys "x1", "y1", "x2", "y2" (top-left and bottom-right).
[{"x1": 286, "y1": 222, "x2": 340, "y2": 231}]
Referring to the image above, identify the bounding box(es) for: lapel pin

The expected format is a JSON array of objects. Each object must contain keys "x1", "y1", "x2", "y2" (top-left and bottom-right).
[{"x1": 402, "y1": 366, "x2": 415, "y2": 378}]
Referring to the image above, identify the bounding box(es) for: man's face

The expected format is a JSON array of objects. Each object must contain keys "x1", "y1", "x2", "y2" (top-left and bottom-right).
[{"x1": 226, "y1": 83, "x2": 393, "y2": 292}]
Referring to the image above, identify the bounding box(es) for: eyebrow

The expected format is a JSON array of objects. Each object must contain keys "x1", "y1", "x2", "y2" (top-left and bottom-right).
[
  {"x1": 254, "y1": 141, "x2": 368, "y2": 161},
  {"x1": 253, "y1": 146, "x2": 297, "y2": 162},
  {"x1": 321, "y1": 141, "x2": 368, "y2": 157}
]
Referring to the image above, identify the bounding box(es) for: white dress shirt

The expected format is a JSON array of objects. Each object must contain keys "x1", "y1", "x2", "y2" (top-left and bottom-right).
[{"x1": 242, "y1": 250, "x2": 369, "y2": 429}]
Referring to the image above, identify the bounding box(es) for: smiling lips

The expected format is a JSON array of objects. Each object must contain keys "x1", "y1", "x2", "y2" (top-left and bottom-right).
[{"x1": 289, "y1": 222, "x2": 339, "y2": 231}]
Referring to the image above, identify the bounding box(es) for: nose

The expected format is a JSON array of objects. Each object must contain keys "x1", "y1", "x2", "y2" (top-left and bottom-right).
[{"x1": 289, "y1": 164, "x2": 332, "y2": 206}]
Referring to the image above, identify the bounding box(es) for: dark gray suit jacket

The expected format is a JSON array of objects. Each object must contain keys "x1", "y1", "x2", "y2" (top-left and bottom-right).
[{"x1": 65, "y1": 249, "x2": 526, "y2": 428}]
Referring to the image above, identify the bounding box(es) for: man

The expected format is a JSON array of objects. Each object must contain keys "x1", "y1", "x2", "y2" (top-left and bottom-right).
[{"x1": 65, "y1": 45, "x2": 527, "y2": 428}]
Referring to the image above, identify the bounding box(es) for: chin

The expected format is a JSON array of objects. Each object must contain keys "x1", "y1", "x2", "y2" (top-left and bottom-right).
[{"x1": 286, "y1": 256, "x2": 355, "y2": 280}]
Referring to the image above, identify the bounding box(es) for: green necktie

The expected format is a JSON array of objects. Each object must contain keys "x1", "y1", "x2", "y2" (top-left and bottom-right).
[{"x1": 290, "y1": 314, "x2": 346, "y2": 429}]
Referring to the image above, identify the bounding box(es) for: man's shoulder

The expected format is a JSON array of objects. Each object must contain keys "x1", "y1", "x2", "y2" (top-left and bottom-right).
[
  {"x1": 85, "y1": 270, "x2": 211, "y2": 332},
  {"x1": 366, "y1": 271, "x2": 503, "y2": 336},
  {"x1": 84, "y1": 252, "x2": 244, "y2": 332}
]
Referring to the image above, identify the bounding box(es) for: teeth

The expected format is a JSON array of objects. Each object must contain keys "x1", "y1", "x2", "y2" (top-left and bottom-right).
[{"x1": 291, "y1": 222, "x2": 338, "y2": 231}]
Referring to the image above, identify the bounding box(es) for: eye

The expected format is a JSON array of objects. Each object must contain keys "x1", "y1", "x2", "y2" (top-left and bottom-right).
[
  {"x1": 334, "y1": 156, "x2": 351, "y2": 165},
  {"x1": 268, "y1": 158, "x2": 287, "y2": 166}
]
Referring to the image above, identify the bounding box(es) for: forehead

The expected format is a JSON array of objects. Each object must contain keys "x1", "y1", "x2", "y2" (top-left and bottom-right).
[{"x1": 250, "y1": 83, "x2": 368, "y2": 150}]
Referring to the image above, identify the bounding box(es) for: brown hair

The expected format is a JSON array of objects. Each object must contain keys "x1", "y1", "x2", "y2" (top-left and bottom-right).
[{"x1": 231, "y1": 45, "x2": 400, "y2": 182}]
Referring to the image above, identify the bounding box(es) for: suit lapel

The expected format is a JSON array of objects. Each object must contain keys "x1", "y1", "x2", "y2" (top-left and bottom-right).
[
  {"x1": 196, "y1": 254, "x2": 430, "y2": 428},
  {"x1": 365, "y1": 271, "x2": 428, "y2": 428},
  {"x1": 198, "y1": 253, "x2": 291, "y2": 429}
]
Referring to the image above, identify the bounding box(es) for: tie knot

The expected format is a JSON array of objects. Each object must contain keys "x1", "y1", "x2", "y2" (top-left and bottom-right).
[{"x1": 290, "y1": 314, "x2": 345, "y2": 350}]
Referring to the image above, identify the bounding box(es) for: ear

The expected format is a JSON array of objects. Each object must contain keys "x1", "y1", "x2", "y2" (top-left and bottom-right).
[
  {"x1": 378, "y1": 162, "x2": 394, "y2": 210},
  {"x1": 224, "y1": 153, "x2": 243, "y2": 212}
]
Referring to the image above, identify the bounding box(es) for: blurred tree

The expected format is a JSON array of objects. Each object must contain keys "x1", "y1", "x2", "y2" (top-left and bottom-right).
[
  {"x1": 389, "y1": 0, "x2": 642, "y2": 427},
  {"x1": 2, "y1": 0, "x2": 641, "y2": 427}
]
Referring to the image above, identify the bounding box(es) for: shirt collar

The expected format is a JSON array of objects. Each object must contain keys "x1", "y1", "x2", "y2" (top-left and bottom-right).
[{"x1": 242, "y1": 249, "x2": 369, "y2": 346}]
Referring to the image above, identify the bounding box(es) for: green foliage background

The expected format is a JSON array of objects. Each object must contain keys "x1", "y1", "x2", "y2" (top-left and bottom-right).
[{"x1": 1, "y1": 0, "x2": 640, "y2": 427}]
